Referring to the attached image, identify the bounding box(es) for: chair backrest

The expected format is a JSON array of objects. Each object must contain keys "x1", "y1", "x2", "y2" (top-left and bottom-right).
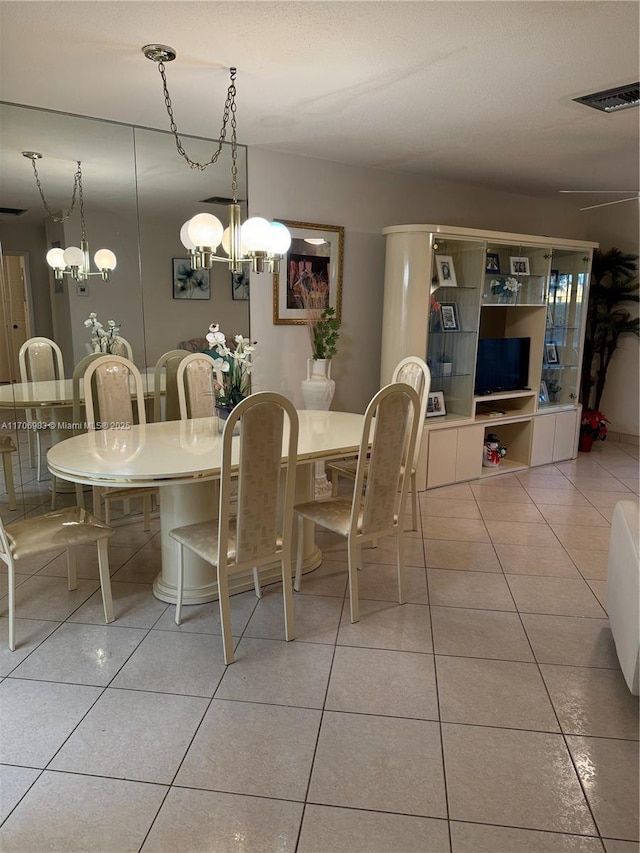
[
  {"x1": 176, "y1": 353, "x2": 222, "y2": 420},
  {"x1": 82, "y1": 354, "x2": 147, "y2": 429},
  {"x1": 219, "y1": 392, "x2": 299, "y2": 568},
  {"x1": 18, "y1": 337, "x2": 64, "y2": 382},
  {"x1": 112, "y1": 336, "x2": 134, "y2": 361},
  {"x1": 353, "y1": 382, "x2": 420, "y2": 537},
  {"x1": 153, "y1": 349, "x2": 189, "y2": 422},
  {"x1": 392, "y1": 356, "x2": 430, "y2": 469},
  {"x1": 72, "y1": 353, "x2": 103, "y2": 435}
]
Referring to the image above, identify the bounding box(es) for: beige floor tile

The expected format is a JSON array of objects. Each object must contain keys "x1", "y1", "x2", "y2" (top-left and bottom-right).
[
  {"x1": 597, "y1": 506, "x2": 616, "y2": 523},
  {"x1": 50, "y1": 687, "x2": 208, "y2": 784},
  {"x1": 38, "y1": 545, "x2": 138, "y2": 580},
  {"x1": 337, "y1": 600, "x2": 432, "y2": 653},
  {"x1": 506, "y1": 575, "x2": 606, "y2": 617},
  {"x1": 423, "y1": 516, "x2": 490, "y2": 543},
  {"x1": 537, "y1": 504, "x2": 610, "y2": 527},
  {"x1": 152, "y1": 589, "x2": 258, "y2": 636},
  {"x1": 618, "y1": 478, "x2": 640, "y2": 494},
  {"x1": 245, "y1": 590, "x2": 343, "y2": 645},
  {"x1": 570, "y1": 477, "x2": 633, "y2": 492},
  {"x1": 551, "y1": 524, "x2": 611, "y2": 551},
  {"x1": 541, "y1": 665, "x2": 639, "y2": 740},
  {"x1": 0, "y1": 766, "x2": 41, "y2": 823},
  {"x1": 470, "y1": 472, "x2": 522, "y2": 486},
  {"x1": 216, "y1": 637, "x2": 333, "y2": 708},
  {"x1": 421, "y1": 483, "x2": 475, "y2": 500},
  {"x1": 425, "y1": 539, "x2": 500, "y2": 572},
  {"x1": 0, "y1": 771, "x2": 167, "y2": 853},
  {"x1": 431, "y1": 606, "x2": 534, "y2": 661},
  {"x1": 356, "y1": 563, "x2": 428, "y2": 603},
  {"x1": 141, "y1": 788, "x2": 303, "y2": 853},
  {"x1": 586, "y1": 579, "x2": 607, "y2": 610},
  {"x1": 111, "y1": 629, "x2": 227, "y2": 697},
  {"x1": 0, "y1": 679, "x2": 102, "y2": 767},
  {"x1": 296, "y1": 558, "x2": 348, "y2": 597},
  {"x1": 421, "y1": 497, "x2": 481, "y2": 519},
  {"x1": 579, "y1": 489, "x2": 636, "y2": 508},
  {"x1": 443, "y1": 724, "x2": 596, "y2": 834},
  {"x1": 437, "y1": 656, "x2": 559, "y2": 731},
  {"x1": 67, "y1": 581, "x2": 168, "y2": 629},
  {"x1": 525, "y1": 487, "x2": 591, "y2": 505},
  {"x1": 495, "y1": 543, "x2": 579, "y2": 577},
  {"x1": 428, "y1": 568, "x2": 516, "y2": 611},
  {"x1": 478, "y1": 500, "x2": 545, "y2": 523},
  {"x1": 522, "y1": 614, "x2": 619, "y2": 668},
  {"x1": 0, "y1": 618, "x2": 60, "y2": 677},
  {"x1": 565, "y1": 548, "x2": 609, "y2": 580},
  {"x1": 110, "y1": 546, "x2": 162, "y2": 584},
  {"x1": 308, "y1": 711, "x2": 446, "y2": 818},
  {"x1": 107, "y1": 523, "x2": 159, "y2": 549},
  {"x1": 517, "y1": 469, "x2": 576, "y2": 487},
  {"x1": 0, "y1": 572, "x2": 30, "y2": 598},
  {"x1": 175, "y1": 699, "x2": 321, "y2": 800},
  {"x1": 298, "y1": 804, "x2": 449, "y2": 853},
  {"x1": 603, "y1": 840, "x2": 640, "y2": 853},
  {"x1": 567, "y1": 736, "x2": 639, "y2": 841},
  {"x1": 0, "y1": 550, "x2": 64, "y2": 576},
  {"x1": 485, "y1": 520, "x2": 559, "y2": 546},
  {"x1": 470, "y1": 484, "x2": 533, "y2": 503},
  {"x1": 5, "y1": 574, "x2": 99, "y2": 621},
  {"x1": 315, "y1": 533, "x2": 427, "y2": 567},
  {"x1": 450, "y1": 821, "x2": 604, "y2": 852},
  {"x1": 326, "y1": 646, "x2": 438, "y2": 719}
]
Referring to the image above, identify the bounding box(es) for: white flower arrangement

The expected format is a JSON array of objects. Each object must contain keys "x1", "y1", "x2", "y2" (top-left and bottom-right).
[
  {"x1": 84, "y1": 312, "x2": 122, "y2": 354},
  {"x1": 204, "y1": 323, "x2": 256, "y2": 408},
  {"x1": 490, "y1": 277, "x2": 522, "y2": 297}
]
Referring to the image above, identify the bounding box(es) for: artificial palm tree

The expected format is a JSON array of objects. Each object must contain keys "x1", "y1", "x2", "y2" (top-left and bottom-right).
[{"x1": 580, "y1": 248, "x2": 639, "y2": 412}]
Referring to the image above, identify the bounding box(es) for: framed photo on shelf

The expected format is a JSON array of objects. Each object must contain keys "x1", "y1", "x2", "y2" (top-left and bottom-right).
[
  {"x1": 231, "y1": 269, "x2": 250, "y2": 300},
  {"x1": 426, "y1": 390, "x2": 446, "y2": 417},
  {"x1": 435, "y1": 255, "x2": 457, "y2": 287},
  {"x1": 485, "y1": 252, "x2": 500, "y2": 274},
  {"x1": 439, "y1": 302, "x2": 460, "y2": 331},
  {"x1": 272, "y1": 220, "x2": 344, "y2": 325},
  {"x1": 509, "y1": 256, "x2": 530, "y2": 276},
  {"x1": 172, "y1": 259, "x2": 210, "y2": 300},
  {"x1": 544, "y1": 342, "x2": 559, "y2": 364},
  {"x1": 539, "y1": 381, "x2": 549, "y2": 404}
]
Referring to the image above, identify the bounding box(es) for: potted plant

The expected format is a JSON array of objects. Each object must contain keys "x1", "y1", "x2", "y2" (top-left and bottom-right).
[
  {"x1": 579, "y1": 410, "x2": 609, "y2": 453},
  {"x1": 204, "y1": 323, "x2": 255, "y2": 422},
  {"x1": 434, "y1": 352, "x2": 453, "y2": 376},
  {"x1": 580, "y1": 248, "x2": 639, "y2": 439}
]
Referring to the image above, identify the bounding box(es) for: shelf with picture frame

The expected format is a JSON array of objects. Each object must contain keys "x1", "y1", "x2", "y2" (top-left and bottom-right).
[{"x1": 381, "y1": 223, "x2": 597, "y2": 490}]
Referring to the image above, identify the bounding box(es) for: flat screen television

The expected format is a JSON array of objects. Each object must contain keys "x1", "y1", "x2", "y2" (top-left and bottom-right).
[{"x1": 474, "y1": 337, "x2": 530, "y2": 396}]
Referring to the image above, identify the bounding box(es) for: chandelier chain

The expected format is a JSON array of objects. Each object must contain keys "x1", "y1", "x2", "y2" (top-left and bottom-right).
[
  {"x1": 30, "y1": 158, "x2": 82, "y2": 224},
  {"x1": 157, "y1": 60, "x2": 238, "y2": 198}
]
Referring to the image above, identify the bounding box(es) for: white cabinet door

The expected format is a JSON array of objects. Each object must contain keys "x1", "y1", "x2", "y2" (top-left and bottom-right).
[
  {"x1": 531, "y1": 414, "x2": 557, "y2": 467},
  {"x1": 553, "y1": 410, "x2": 579, "y2": 462},
  {"x1": 456, "y1": 425, "x2": 484, "y2": 482},
  {"x1": 427, "y1": 429, "x2": 458, "y2": 488}
]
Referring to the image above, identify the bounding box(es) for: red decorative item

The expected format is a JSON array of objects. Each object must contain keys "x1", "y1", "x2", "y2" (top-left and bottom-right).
[
  {"x1": 578, "y1": 433, "x2": 594, "y2": 453},
  {"x1": 579, "y1": 410, "x2": 609, "y2": 452}
]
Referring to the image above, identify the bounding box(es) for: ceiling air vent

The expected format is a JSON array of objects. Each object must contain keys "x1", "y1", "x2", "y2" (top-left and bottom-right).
[
  {"x1": 0, "y1": 207, "x2": 27, "y2": 216},
  {"x1": 574, "y1": 82, "x2": 640, "y2": 113}
]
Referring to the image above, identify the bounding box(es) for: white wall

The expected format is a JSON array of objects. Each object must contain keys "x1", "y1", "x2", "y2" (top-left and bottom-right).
[
  {"x1": 248, "y1": 149, "x2": 585, "y2": 413},
  {"x1": 584, "y1": 202, "x2": 640, "y2": 436}
]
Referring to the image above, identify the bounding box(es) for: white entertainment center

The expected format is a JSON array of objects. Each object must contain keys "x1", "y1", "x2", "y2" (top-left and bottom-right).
[{"x1": 380, "y1": 224, "x2": 597, "y2": 489}]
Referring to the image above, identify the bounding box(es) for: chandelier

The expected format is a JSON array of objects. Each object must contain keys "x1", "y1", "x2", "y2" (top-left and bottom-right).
[
  {"x1": 23, "y1": 152, "x2": 117, "y2": 282},
  {"x1": 142, "y1": 44, "x2": 291, "y2": 274}
]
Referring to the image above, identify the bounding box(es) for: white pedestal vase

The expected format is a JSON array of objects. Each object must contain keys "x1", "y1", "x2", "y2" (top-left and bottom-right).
[{"x1": 301, "y1": 359, "x2": 335, "y2": 497}]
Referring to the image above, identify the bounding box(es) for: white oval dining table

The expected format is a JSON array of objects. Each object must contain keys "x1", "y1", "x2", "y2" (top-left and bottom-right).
[{"x1": 47, "y1": 411, "x2": 366, "y2": 604}]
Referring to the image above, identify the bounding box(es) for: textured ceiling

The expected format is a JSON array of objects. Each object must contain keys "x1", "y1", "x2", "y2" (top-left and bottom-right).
[{"x1": 0, "y1": 0, "x2": 638, "y2": 203}]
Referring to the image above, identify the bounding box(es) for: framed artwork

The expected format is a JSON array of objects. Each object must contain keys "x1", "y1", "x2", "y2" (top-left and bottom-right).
[
  {"x1": 545, "y1": 342, "x2": 559, "y2": 364},
  {"x1": 539, "y1": 380, "x2": 549, "y2": 404},
  {"x1": 549, "y1": 269, "x2": 560, "y2": 291},
  {"x1": 509, "y1": 256, "x2": 530, "y2": 276},
  {"x1": 426, "y1": 390, "x2": 446, "y2": 417},
  {"x1": 231, "y1": 269, "x2": 250, "y2": 300},
  {"x1": 439, "y1": 302, "x2": 460, "y2": 331},
  {"x1": 273, "y1": 220, "x2": 344, "y2": 325},
  {"x1": 485, "y1": 252, "x2": 500, "y2": 274},
  {"x1": 172, "y1": 258, "x2": 210, "y2": 300},
  {"x1": 435, "y1": 255, "x2": 457, "y2": 287}
]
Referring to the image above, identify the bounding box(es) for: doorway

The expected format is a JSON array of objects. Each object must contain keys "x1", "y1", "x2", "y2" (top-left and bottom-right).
[{"x1": 0, "y1": 253, "x2": 32, "y2": 383}]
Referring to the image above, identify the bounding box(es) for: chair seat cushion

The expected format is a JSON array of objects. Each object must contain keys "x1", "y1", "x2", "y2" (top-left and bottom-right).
[
  {"x1": 4, "y1": 506, "x2": 112, "y2": 559},
  {"x1": 169, "y1": 517, "x2": 285, "y2": 565},
  {"x1": 294, "y1": 497, "x2": 360, "y2": 537}
]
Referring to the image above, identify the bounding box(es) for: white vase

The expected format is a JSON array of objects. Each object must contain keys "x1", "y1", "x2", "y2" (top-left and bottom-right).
[{"x1": 301, "y1": 358, "x2": 335, "y2": 411}]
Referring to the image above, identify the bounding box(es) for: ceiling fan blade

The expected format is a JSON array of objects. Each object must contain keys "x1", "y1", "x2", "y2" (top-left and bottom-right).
[{"x1": 579, "y1": 197, "x2": 640, "y2": 211}]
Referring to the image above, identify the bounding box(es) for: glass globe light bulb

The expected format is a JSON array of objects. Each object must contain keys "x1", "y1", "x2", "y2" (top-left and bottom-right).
[
  {"x1": 221, "y1": 225, "x2": 248, "y2": 257},
  {"x1": 63, "y1": 246, "x2": 85, "y2": 267},
  {"x1": 186, "y1": 213, "x2": 223, "y2": 249},
  {"x1": 241, "y1": 217, "x2": 272, "y2": 252},
  {"x1": 46, "y1": 248, "x2": 66, "y2": 269},
  {"x1": 268, "y1": 221, "x2": 292, "y2": 255},
  {"x1": 94, "y1": 249, "x2": 117, "y2": 271},
  {"x1": 180, "y1": 220, "x2": 195, "y2": 251}
]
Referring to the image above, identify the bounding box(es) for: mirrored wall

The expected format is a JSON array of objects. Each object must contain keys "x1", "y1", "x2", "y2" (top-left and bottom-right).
[{"x1": 0, "y1": 101, "x2": 248, "y2": 518}]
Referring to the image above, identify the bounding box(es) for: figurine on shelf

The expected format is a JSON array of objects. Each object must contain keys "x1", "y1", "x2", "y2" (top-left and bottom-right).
[{"x1": 482, "y1": 433, "x2": 507, "y2": 467}]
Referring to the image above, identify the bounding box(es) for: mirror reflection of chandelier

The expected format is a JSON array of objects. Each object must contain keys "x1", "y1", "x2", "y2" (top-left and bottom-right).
[
  {"x1": 23, "y1": 152, "x2": 117, "y2": 282},
  {"x1": 143, "y1": 44, "x2": 291, "y2": 274}
]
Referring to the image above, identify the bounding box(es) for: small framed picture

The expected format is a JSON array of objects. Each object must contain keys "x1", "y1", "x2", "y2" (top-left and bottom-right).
[
  {"x1": 435, "y1": 255, "x2": 457, "y2": 287},
  {"x1": 539, "y1": 381, "x2": 549, "y2": 405},
  {"x1": 510, "y1": 256, "x2": 530, "y2": 276},
  {"x1": 173, "y1": 258, "x2": 210, "y2": 300},
  {"x1": 426, "y1": 390, "x2": 446, "y2": 418},
  {"x1": 549, "y1": 269, "x2": 559, "y2": 291},
  {"x1": 231, "y1": 269, "x2": 250, "y2": 300},
  {"x1": 485, "y1": 252, "x2": 500, "y2": 274},
  {"x1": 439, "y1": 302, "x2": 460, "y2": 331},
  {"x1": 545, "y1": 342, "x2": 559, "y2": 364}
]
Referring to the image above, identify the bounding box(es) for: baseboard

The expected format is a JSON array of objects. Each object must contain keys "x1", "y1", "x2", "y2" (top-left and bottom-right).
[{"x1": 608, "y1": 431, "x2": 640, "y2": 448}]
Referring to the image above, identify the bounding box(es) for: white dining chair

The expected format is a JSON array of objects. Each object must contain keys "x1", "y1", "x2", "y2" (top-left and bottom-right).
[
  {"x1": 327, "y1": 355, "x2": 430, "y2": 531},
  {"x1": 18, "y1": 336, "x2": 65, "y2": 481},
  {"x1": 295, "y1": 382, "x2": 420, "y2": 624},
  {"x1": 169, "y1": 392, "x2": 299, "y2": 665},
  {"x1": 82, "y1": 354, "x2": 158, "y2": 529},
  {"x1": 0, "y1": 506, "x2": 115, "y2": 651},
  {"x1": 176, "y1": 352, "x2": 223, "y2": 420},
  {"x1": 153, "y1": 349, "x2": 189, "y2": 422}
]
